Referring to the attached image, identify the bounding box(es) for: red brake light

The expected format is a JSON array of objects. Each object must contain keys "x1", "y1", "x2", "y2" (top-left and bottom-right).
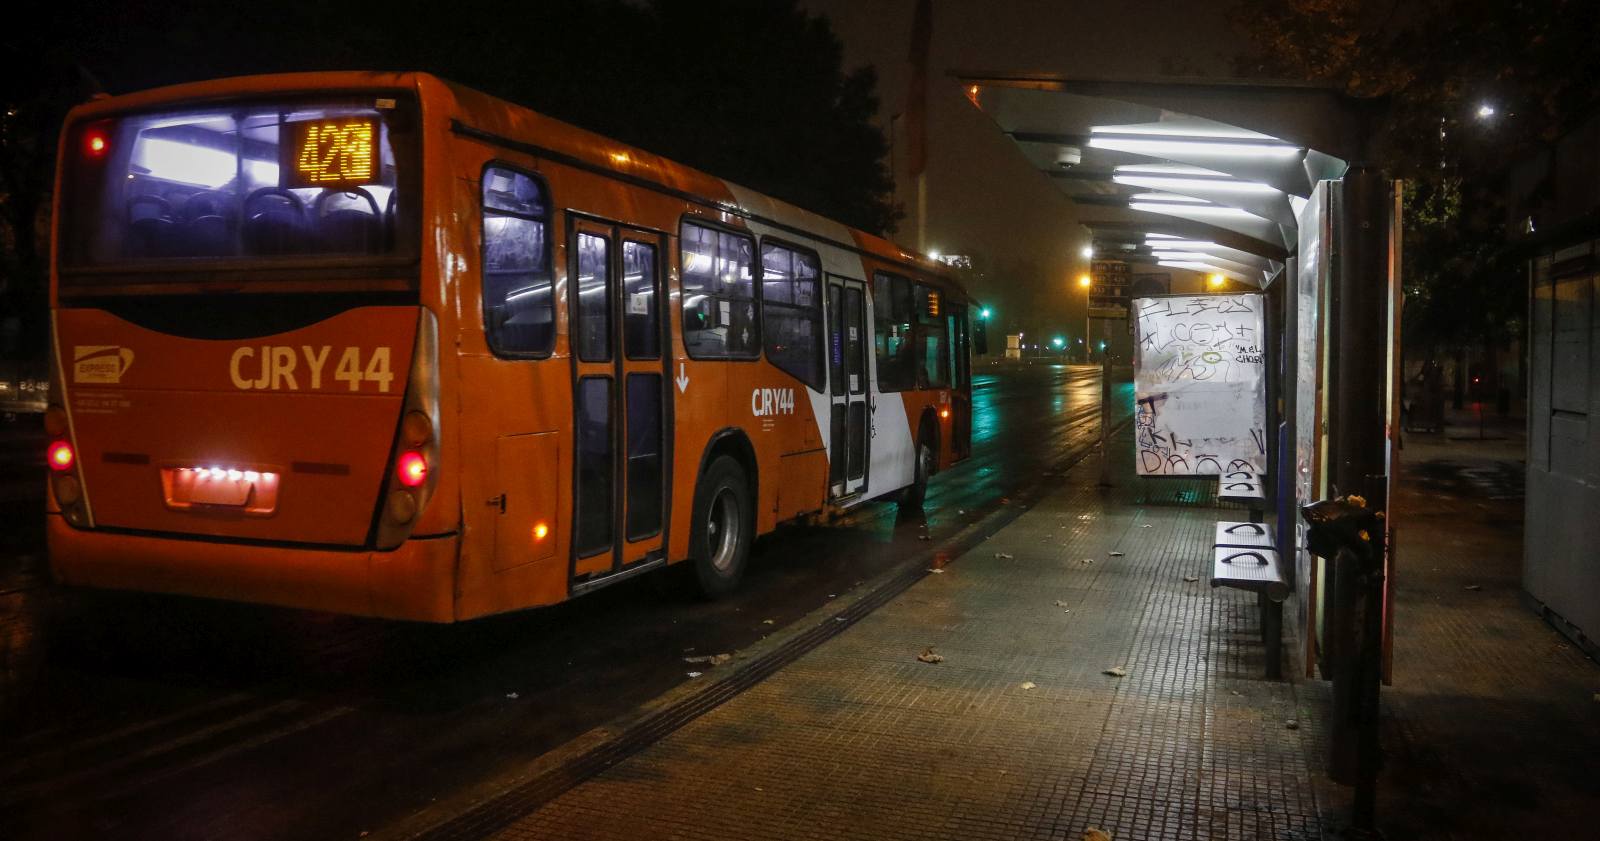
[
  {"x1": 85, "y1": 129, "x2": 109, "y2": 158},
  {"x1": 396, "y1": 451, "x2": 427, "y2": 488},
  {"x1": 48, "y1": 440, "x2": 75, "y2": 472}
]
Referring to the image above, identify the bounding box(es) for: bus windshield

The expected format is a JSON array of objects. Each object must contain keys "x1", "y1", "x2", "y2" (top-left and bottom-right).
[{"x1": 60, "y1": 95, "x2": 418, "y2": 273}]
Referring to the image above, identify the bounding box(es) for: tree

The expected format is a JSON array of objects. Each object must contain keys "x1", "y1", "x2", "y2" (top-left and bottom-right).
[{"x1": 1229, "y1": 0, "x2": 1600, "y2": 354}]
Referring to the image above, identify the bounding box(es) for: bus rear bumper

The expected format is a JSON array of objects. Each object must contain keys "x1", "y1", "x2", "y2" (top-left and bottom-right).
[{"x1": 47, "y1": 515, "x2": 459, "y2": 622}]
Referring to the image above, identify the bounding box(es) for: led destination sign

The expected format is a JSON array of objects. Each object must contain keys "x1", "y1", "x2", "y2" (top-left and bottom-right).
[{"x1": 282, "y1": 118, "x2": 377, "y2": 188}]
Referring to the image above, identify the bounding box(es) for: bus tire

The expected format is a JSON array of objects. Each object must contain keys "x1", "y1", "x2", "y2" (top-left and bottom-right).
[
  {"x1": 689, "y1": 455, "x2": 753, "y2": 598},
  {"x1": 898, "y1": 436, "x2": 933, "y2": 511}
]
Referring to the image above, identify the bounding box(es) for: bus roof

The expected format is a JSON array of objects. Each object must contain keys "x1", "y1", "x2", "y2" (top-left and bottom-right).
[{"x1": 63, "y1": 70, "x2": 970, "y2": 299}]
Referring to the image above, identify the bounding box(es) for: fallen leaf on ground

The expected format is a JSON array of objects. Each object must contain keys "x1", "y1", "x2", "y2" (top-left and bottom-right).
[
  {"x1": 1230, "y1": 689, "x2": 1242, "y2": 696},
  {"x1": 1020, "y1": 681, "x2": 1037, "y2": 690},
  {"x1": 687, "y1": 671, "x2": 703, "y2": 678},
  {"x1": 1080, "y1": 558, "x2": 1096, "y2": 565},
  {"x1": 684, "y1": 653, "x2": 732, "y2": 666},
  {"x1": 995, "y1": 552, "x2": 1015, "y2": 559},
  {"x1": 917, "y1": 647, "x2": 944, "y2": 664},
  {"x1": 1103, "y1": 666, "x2": 1128, "y2": 677},
  {"x1": 1140, "y1": 524, "x2": 1153, "y2": 528},
  {"x1": 1083, "y1": 827, "x2": 1113, "y2": 841},
  {"x1": 1183, "y1": 575, "x2": 1199, "y2": 583},
  {"x1": 1285, "y1": 719, "x2": 1300, "y2": 730},
  {"x1": 928, "y1": 568, "x2": 945, "y2": 574},
  {"x1": 1054, "y1": 600, "x2": 1070, "y2": 607},
  {"x1": 762, "y1": 619, "x2": 774, "y2": 625},
  {"x1": 1109, "y1": 551, "x2": 1124, "y2": 557},
  {"x1": 1464, "y1": 584, "x2": 1482, "y2": 591},
  {"x1": 505, "y1": 692, "x2": 519, "y2": 700}
]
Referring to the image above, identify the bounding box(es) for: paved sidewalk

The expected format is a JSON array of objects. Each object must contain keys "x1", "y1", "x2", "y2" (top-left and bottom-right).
[
  {"x1": 482, "y1": 430, "x2": 1343, "y2": 841},
  {"x1": 422, "y1": 414, "x2": 1597, "y2": 841},
  {"x1": 1377, "y1": 421, "x2": 1599, "y2": 840}
]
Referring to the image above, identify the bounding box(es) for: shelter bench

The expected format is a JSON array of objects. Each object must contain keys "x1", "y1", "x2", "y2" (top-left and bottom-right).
[{"x1": 1209, "y1": 519, "x2": 1287, "y2": 679}]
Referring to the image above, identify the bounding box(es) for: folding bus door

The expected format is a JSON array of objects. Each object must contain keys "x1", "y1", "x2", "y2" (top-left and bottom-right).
[
  {"x1": 568, "y1": 215, "x2": 669, "y2": 589},
  {"x1": 827, "y1": 276, "x2": 869, "y2": 499}
]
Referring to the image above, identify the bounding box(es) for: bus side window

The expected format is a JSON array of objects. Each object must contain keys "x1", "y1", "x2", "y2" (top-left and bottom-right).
[
  {"x1": 872, "y1": 272, "x2": 915, "y2": 391},
  {"x1": 681, "y1": 221, "x2": 758, "y2": 359},
  {"x1": 481, "y1": 165, "x2": 553, "y2": 356},
  {"x1": 760, "y1": 242, "x2": 823, "y2": 390}
]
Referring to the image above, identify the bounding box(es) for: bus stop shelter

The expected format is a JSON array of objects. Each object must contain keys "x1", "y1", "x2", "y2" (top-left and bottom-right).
[{"x1": 953, "y1": 73, "x2": 1403, "y2": 822}]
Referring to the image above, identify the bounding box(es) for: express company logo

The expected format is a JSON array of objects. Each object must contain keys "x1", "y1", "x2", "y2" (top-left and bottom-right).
[{"x1": 72, "y1": 345, "x2": 136, "y2": 384}]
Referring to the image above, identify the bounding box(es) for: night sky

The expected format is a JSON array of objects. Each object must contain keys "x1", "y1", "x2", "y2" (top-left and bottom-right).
[{"x1": 800, "y1": 0, "x2": 1243, "y2": 340}]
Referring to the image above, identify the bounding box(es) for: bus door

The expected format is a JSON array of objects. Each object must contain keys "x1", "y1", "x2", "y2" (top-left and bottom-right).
[
  {"x1": 949, "y1": 304, "x2": 972, "y2": 459},
  {"x1": 827, "y1": 276, "x2": 869, "y2": 499},
  {"x1": 568, "y1": 216, "x2": 669, "y2": 586}
]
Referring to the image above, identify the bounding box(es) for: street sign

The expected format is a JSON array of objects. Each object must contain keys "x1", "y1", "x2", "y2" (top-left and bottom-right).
[{"x1": 1089, "y1": 260, "x2": 1130, "y2": 318}]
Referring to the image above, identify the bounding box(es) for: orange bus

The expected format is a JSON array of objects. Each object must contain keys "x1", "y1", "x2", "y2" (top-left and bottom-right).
[{"x1": 44, "y1": 72, "x2": 976, "y2": 621}]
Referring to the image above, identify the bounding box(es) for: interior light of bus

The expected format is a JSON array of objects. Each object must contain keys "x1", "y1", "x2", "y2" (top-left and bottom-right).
[
  {"x1": 396, "y1": 451, "x2": 427, "y2": 488},
  {"x1": 132, "y1": 138, "x2": 240, "y2": 188},
  {"x1": 533, "y1": 522, "x2": 549, "y2": 542},
  {"x1": 47, "y1": 440, "x2": 75, "y2": 472}
]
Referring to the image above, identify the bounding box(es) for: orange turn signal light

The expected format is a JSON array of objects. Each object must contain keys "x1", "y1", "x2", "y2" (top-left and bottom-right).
[{"x1": 533, "y1": 522, "x2": 549, "y2": 542}]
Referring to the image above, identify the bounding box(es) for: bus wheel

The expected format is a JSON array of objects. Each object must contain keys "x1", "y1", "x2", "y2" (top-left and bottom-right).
[
  {"x1": 690, "y1": 455, "x2": 752, "y2": 598},
  {"x1": 898, "y1": 437, "x2": 933, "y2": 511}
]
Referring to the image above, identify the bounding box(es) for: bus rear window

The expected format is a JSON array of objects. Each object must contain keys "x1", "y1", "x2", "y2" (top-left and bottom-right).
[{"x1": 60, "y1": 96, "x2": 418, "y2": 270}]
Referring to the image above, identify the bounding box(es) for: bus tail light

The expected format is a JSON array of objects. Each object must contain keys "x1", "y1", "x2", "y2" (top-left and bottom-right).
[
  {"x1": 44, "y1": 394, "x2": 91, "y2": 527},
  {"x1": 45, "y1": 407, "x2": 69, "y2": 437},
  {"x1": 374, "y1": 310, "x2": 441, "y2": 550},
  {"x1": 396, "y1": 451, "x2": 427, "y2": 487},
  {"x1": 48, "y1": 440, "x2": 76, "y2": 472}
]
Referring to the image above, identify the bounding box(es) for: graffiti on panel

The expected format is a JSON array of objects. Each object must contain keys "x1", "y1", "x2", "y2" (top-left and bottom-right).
[{"x1": 1132, "y1": 294, "x2": 1267, "y2": 476}]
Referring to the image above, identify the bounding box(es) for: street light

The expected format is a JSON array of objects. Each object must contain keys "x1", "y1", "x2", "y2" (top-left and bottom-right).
[
  {"x1": 980, "y1": 307, "x2": 992, "y2": 319},
  {"x1": 1080, "y1": 245, "x2": 1094, "y2": 259}
]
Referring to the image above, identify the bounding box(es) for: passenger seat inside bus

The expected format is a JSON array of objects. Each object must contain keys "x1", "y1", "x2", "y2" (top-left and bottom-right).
[
  {"x1": 314, "y1": 188, "x2": 383, "y2": 253},
  {"x1": 127, "y1": 194, "x2": 177, "y2": 258},
  {"x1": 242, "y1": 187, "x2": 308, "y2": 255}
]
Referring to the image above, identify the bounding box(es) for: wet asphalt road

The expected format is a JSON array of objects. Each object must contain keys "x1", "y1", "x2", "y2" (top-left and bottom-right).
[{"x1": 0, "y1": 364, "x2": 1128, "y2": 841}]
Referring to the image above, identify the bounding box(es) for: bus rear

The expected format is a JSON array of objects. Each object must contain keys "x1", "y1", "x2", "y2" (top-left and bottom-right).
[{"x1": 45, "y1": 76, "x2": 458, "y2": 620}]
